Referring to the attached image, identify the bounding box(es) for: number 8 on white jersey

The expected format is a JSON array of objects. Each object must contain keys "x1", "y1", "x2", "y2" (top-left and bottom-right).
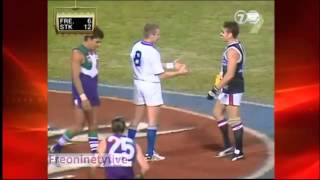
[{"x1": 130, "y1": 41, "x2": 164, "y2": 83}]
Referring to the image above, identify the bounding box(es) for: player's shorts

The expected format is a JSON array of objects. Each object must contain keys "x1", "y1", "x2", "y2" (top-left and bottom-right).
[
  {"x1": 72, "y1": 73, "x2": 100, "y2": 108},
  {"x1": 133, "y1": 79, "x2": 163, "y2": 106},
  {"x1": 217, "y1": 92, "x2": 243, "y2": 106},
  {"x1": 106, "y1": 167, "x2": 134, "y2": 179}
]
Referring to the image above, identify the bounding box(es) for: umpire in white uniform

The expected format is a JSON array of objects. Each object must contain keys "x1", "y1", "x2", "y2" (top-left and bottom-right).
[{"x1": 128, "y1": 23, "x2": 189, "y2": 161}]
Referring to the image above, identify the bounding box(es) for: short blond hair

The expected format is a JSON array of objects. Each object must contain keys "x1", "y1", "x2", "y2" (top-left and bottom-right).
[{"x1": 143, "y1": 23, "x2": 159, "y2": 38}]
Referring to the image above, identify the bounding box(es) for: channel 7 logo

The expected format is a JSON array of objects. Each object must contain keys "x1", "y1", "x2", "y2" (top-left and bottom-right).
[
  {"x1": 234, "y1": 10, "x2": 261, "y2": 24},
  {"x1": 234, "y1": 10, "x2": 264, "y2": 33}
]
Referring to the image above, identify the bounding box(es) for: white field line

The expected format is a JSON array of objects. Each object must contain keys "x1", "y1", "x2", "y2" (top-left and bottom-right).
[
  {"x1": 48, "y1": 122, "x2": 148, "y2": 137},
  {"x1": 48, "y1": 123, "x2": 194, "y2": 143},
  {"x1": 49, "y1": 174, "x2": 75, "y2": 179}
]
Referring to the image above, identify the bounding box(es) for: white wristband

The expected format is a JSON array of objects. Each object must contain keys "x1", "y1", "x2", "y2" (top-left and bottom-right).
[
  {"x1": 165, "y1": 62, "x2": 175, "y2": 70},
  {"x1": 80, "y1": 93, "x2": 88, "y2": 101}
]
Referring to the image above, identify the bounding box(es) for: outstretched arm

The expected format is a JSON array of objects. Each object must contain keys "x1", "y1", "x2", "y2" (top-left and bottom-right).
[
  {"x1": 152, "y1": 52, "x2": 188, "y2": 79},
  {"x1": 159, "y1": 71, "x2": 183, "y2": 79},
  {"x1": 159, "y1": 63, "x2": 189, "y2": 79},
  {"x1": 162, "y1": 58, "x2": 184, "y2": 70}
]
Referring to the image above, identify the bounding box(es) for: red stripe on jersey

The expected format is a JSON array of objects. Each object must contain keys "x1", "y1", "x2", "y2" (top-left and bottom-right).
[{"x1": 229, "y1": 94, "x2": 234, "y2": 105}]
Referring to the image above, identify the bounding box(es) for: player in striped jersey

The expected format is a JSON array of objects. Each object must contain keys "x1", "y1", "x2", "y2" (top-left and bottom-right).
[{"x1": 207, "y1": 21, "x2": 246, "y2": 161}]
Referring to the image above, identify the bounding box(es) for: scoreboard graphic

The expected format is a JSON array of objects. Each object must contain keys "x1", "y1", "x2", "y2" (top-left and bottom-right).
[{"x1": 53, "y1": 7, "x2": 97, "y2": 34}]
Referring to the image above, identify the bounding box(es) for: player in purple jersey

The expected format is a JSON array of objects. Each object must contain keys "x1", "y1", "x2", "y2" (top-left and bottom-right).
[
  {"x1": 98, "y1": 117, "x2": 150, "y2": 179},
  {"x1": 50, "y1": 27, "x2": 104, "y2": 154}
]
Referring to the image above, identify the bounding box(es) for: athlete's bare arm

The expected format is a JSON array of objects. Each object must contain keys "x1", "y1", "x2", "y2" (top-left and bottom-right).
[
  {"x1": 71, "y1": 50, "x2": 91, "y2": 110},
  {"x1": 216, "y1": 48, "x2": 239, "y2": 89},
  {"x1": 71, "y1": 50, "x2": 85, "y2": 94},
  {"x1": 98, "y1": 139, "x2": 107, "y2": 158},
  {"x1": 135, "y1": 144, "x2": 150, "y2": 175},
  {"x1": 93, "y1": 139, "x2": 106, "y2": 169}
]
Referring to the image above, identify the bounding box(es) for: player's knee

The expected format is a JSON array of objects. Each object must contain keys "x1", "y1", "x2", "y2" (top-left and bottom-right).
[
  {"x1": 228, "y1": 117, "x2": 242, "y2": 127},
  {"x1": 213, "y1": 112, "x2": 224, "y2": 121},
  {"x1": 213, "y1": 109, "x2": 223, "y2": 119},
  {"x1": 212, "y1": 116, "x2": 217, "y2": 121}
]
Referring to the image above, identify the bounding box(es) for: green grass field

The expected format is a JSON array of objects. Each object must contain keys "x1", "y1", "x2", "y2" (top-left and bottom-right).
[{"x1": 48, "y1": 0, "x2": 274, "y2": 104}]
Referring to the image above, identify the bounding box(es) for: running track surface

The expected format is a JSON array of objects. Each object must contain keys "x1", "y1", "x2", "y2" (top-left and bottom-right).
[{"x1": 48, "y1": 80, "x2": 274, "y2": 179}]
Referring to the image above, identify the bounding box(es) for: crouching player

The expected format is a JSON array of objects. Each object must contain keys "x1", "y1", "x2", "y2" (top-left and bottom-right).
[
  {"x1": 207, "y1": 21, "x2": 245, "y2": 161},
  {"x1": 98, "y1": 117, "x2": 150, "y2": 179}
]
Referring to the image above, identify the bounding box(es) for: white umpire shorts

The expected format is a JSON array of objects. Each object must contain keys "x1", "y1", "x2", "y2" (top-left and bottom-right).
[
  {"x1": 217, "y1": 92, "x2": 243, "y2": 106},
  {"x1": 133, "y1": 80, "x2": 164, "y2": 106}
]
